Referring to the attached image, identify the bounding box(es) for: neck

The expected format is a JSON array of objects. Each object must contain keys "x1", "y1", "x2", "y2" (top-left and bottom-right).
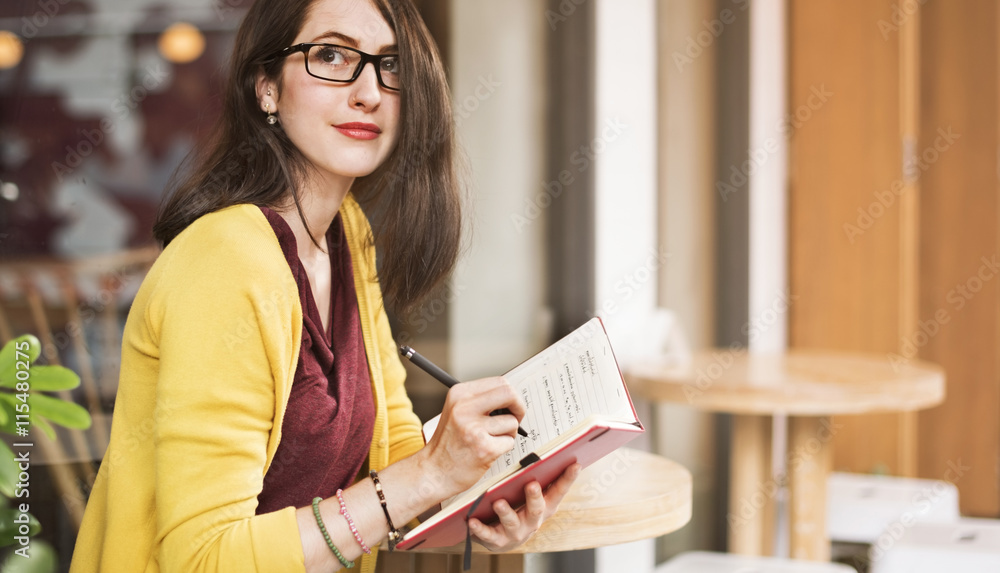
[{"x1": 278, "y1": 170, "x2": 354, "y2": 258}]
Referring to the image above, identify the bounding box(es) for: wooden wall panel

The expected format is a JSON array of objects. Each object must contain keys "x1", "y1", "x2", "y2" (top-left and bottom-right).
[
  {"x1": 918, "y1": 0, "x2": 1000, "y2": 517},
  {"x1": 789, "y1": 0, "x2": 911, "y2": 475}
]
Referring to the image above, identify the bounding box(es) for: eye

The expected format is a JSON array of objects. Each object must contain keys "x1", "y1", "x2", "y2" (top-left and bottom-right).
[
  {"x1": 314, "y1": 45, "x2": 350, "y2": 67},
  {"x1": 380, "y1": 56, "x2": 400, "y2": 75}
]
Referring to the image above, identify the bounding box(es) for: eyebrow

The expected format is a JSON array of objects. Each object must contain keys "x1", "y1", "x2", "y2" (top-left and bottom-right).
[{"x1": 311, "y1": 30, "x2": 397, "y2": 54}]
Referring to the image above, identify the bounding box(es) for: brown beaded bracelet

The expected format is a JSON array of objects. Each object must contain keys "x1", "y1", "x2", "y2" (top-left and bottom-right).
[{"x1": 369, "y1": 470, "x2": 401, "y2": 551}]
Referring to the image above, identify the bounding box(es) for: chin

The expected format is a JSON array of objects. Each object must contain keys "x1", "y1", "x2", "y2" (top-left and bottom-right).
[
  {"x1": 338, "y1": 163, "x2": 383, "y2": 179},
  {"x1": 312, "y1": 156, "x2": 388, "y2": 181}
]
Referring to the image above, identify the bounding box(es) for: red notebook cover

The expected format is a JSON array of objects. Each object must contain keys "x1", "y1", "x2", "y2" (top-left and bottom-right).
[{"x1": 395, "y1": 419, "x2": 643, "y2": 550}]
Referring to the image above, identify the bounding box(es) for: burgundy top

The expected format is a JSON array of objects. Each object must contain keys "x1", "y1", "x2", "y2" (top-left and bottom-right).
[{"x1": 256, "y1": 205, "x2": 375, "y2": 513}]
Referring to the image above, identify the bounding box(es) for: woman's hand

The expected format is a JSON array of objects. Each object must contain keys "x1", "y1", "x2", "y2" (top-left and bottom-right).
[
  {"x1": 467, "y1": 463, "x2": 583, "y2": 552},
  {"x1": 421, "y1": 377, "x2": 527, "y2": 498}
]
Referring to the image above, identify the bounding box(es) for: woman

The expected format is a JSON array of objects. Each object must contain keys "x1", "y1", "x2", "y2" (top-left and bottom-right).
[{"x1": 70, "y1": 0, "x2": 580, "y2": 571}]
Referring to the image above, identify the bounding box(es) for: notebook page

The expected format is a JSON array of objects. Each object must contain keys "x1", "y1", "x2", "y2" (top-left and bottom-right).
[{"x1": 471, "y1": 318, "x2": 633, "y2": 485}]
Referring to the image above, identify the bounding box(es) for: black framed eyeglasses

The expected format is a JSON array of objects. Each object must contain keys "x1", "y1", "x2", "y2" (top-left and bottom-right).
[{"x1": 275, "y1": 43, "x2": 401, "y2": 91}]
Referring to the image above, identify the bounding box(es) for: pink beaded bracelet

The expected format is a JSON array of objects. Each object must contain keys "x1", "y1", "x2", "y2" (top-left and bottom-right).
[{"x1": 336, "y1": 488, "x2": 371, "y2": 554}]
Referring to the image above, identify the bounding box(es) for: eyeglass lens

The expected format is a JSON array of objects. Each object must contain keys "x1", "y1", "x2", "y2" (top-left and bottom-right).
[{"x1": 305, "y1": 45, "x2": 400, "y2": 90}]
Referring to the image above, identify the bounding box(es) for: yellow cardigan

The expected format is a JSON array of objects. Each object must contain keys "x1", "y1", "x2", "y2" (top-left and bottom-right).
[{"x1": 71, "y1": 196, "x2": 425, "y2": 573}]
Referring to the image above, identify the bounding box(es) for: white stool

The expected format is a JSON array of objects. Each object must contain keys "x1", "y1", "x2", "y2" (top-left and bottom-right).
[
  {"x1": 827, "y1": 472, "x2": 960, "y2": 544},
  {"x1": 657, "y1": 551, "x2": 857, "y2": 572},
  {"x1": 870, "y1": 518, "x2": 1000, "y2": 573}
]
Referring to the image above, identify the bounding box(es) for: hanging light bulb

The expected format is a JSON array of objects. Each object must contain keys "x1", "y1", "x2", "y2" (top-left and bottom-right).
[
  {"x1": 0, "y1": 31, "x2": 24, "y2": 70},
  {"x1": 1, "y1": 181, "x2": 19, "y2": 201},
  {"x1": 158, "y1": 22, "x2": 205, "y2": 64}
]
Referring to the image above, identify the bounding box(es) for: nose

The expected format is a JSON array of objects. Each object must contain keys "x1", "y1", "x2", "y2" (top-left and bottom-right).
[{"x1": 349, "y1": 61, "x2": 382, "y2": 110}]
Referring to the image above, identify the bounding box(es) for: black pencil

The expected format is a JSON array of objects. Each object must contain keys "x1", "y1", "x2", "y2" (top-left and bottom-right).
[{"x1": 400, "y1": 345, "x2": 529, "y2": 438}]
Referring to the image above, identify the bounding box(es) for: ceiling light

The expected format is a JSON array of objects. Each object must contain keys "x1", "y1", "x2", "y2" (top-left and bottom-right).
[
  {"x1": 158, "y1": 22, "x2": 205, "y2": 64},
  {"x1": 1, "y1": 181, "x2": 19, "y2": 201},
  {"x1": 0, "y1": 31, "x2": 24, "y2": 70}
]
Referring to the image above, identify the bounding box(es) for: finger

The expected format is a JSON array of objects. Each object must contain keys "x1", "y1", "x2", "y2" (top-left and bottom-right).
[
  {"x1": 459, "y1": 423, "x2": 516, "y2": 466},
  {"x1": 468, "y1": 517, "x2": 502, "y2": 547},
  {"x1": 485, "y1": 434, "x2": 516, "y2": 458},
  {"x1": 443, "y1": 377, "x2": 503, "y2": 407},
  {"x1": 499, "y1": 376, "x2": 527, "y2": 421},
  {"x1": 459, "y1": 376, "x2": 507, "y2": 394},
  {"x1": 485, "y1": 412, "x2": 519, "y2": 437},
  {"x1": 543, "y1": 463, "x2": 583, "y2": 508},
  {"x1": 523, "y1": 481, "x2": 546, "y2": 526},
  {"x1": 494, "y1": 498, "x2": 521, "y2": 532},
  {"x1": 466, "y1": 379, "x2": 525, "y2": 421},
  {"x1": 466, "y1": 433, "x2": 516, "y2": 467}
]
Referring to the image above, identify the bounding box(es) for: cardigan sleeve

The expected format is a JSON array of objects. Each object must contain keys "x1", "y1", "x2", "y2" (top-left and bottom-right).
[{"x1": 147, "y1": 213, "x2": 306, "y2": 573}]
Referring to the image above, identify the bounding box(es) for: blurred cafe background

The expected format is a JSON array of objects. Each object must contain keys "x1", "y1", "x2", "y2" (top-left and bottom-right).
[{"x1": 1, "y1": 0, "x2": 998, "y2": 571}]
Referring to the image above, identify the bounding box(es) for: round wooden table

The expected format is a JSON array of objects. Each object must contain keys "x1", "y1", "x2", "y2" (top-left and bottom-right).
[
  {"x1": 376, "y1": 448, "x2": 692, "y2": 572},
  {"x1": 626, "y1": 349, "x2": 945, "y2": 562}
]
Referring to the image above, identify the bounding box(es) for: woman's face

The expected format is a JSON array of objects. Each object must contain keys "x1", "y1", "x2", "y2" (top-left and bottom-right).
[{"x1": 265, "y1": 0, "x2": 400, "y2": 186}]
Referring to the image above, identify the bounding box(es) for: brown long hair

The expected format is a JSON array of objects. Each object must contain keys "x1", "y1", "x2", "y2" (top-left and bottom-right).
[{"x1": 152, "y1": 0, "x2": 462, "y2": 314}]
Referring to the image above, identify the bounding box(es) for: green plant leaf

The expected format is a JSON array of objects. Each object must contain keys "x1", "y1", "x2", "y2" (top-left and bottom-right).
[
  {"x1": 0, "y1": 506, "x2": 41, "y2": 548},
  {"x1": 0, "y1": 539, "x2": 56, "y2": 572},
  {"x1": 28, "y1": 394, "x2": 91, "y2": 430},
  {"x1": 0, "y1": 442, "x2": 17, "y2": 499},
  {"x1": 21, "y1": 367, "x2": 80, "y2": 392},
  {"x1": 0, "y1": 336, "x2": 41, "y2": 389},
  {"x1": 0, "y1": 398, "x2": 17, "y2": 435},
  {"x1": 29, "y1": 417, "x2": 55, "y2": 442}
]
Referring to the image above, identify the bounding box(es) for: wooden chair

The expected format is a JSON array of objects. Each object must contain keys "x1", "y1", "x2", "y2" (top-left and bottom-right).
[{"x1": 0, "y1": 246, "x2": 159, "y2": 529}]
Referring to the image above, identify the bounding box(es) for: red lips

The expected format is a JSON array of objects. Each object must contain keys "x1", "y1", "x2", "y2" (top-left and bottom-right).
[{"x1": 334, "y1": 122, "x2": 382, "y2": 140}]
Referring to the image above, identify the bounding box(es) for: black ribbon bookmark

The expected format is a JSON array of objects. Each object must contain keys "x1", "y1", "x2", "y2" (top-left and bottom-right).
[{"x1": 464, "y1": 490, "x2": 489, "y2": 571}]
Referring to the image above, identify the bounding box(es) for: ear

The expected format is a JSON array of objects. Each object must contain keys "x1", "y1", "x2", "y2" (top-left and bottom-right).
[{"x1": 256, "y1": 71, "x2": 278, "y2": 113}]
